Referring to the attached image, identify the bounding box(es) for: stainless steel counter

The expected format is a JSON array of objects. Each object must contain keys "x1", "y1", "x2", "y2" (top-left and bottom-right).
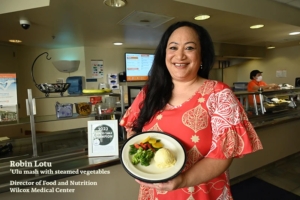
[
  {"x1": 248, "y1": 107, "x2": 300, "y2": 129},
  {"x1": 1, "y1": 110, "x2": 300, "y2": 193},
  {"x1": 1, "y1": 94, "x2": 300, "y2": 193}
]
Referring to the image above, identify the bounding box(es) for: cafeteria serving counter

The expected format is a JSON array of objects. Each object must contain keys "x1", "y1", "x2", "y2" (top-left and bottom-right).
[{"x1": 1, "y1": 89, "x2": 300, "y2": 194}]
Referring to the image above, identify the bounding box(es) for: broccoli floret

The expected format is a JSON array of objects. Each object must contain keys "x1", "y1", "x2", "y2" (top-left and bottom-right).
[
  {"x1": 146, "y1": 149, "x2": 154, "y2": 159},
  {"x1": 129, "y1": 144, "x2": 138, "y2": 155},
  {"x1": 132, "y1": 156, "x2": 140, "y2": 165},
  {"x1": 140, "y1": 149, "x2": 154, "y2": 166},
  {"x1": 131, "y1": 148, "x2": 143, "y2": 165},
  {"x1": 131, "y1": 148, "x2": 155, "y2": 166},
  {"x1": 140, "y1": 158, "x2": 150, "y2": 166}
]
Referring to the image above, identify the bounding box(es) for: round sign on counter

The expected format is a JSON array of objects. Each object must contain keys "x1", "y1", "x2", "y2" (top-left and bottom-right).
[{"x1": 87, "y1": 120, "x2": 119, "y2": 157}]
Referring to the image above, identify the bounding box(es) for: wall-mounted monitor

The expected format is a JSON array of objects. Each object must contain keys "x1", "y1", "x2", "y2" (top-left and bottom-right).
[{"x1": 125, "y1": 53, "x2": 154, "y2": 82}]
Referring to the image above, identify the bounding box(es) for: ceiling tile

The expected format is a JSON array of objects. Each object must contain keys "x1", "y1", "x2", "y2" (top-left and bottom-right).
[{"x1": 118, "y1": 11, "x2": 174, "y2": 28}]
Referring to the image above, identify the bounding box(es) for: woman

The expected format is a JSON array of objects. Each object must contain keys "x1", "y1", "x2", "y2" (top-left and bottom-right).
[
  {"x1": 120, "y1": 21, "x2": 263, "y2": 200},
  {"x1": 247, "y1": 70, "x2": 279, "y2": 105}
]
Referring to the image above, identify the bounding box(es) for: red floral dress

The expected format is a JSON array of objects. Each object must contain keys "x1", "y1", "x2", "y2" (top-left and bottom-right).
[{"x1": 120, "y1": 80, "x2": 263, "y2": 200}]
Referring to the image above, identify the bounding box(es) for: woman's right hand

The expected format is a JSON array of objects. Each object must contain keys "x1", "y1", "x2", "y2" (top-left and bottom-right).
[
  {"x1": 126, "y1": 131, "x2": 136, "y2": 138},
  {"x1": 270, "y1": 84, "x2": 280, "y2": 89}
]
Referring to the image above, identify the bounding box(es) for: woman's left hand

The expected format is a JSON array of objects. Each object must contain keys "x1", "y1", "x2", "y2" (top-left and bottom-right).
[{"x1": 135, "y1": 175, "x2": 183, "y2": 192}]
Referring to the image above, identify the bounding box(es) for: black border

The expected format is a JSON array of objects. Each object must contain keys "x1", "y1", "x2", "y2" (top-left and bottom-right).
[{"x1": 119, "y1": 131, "x2": 186, "y2": 183}]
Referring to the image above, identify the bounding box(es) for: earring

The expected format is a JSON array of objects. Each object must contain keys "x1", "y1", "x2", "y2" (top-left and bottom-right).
[{"x1": 200, "y1": 64, "x2": 203, "y2": 69}]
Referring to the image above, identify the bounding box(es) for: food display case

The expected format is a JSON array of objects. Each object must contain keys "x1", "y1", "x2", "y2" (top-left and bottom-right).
[
  {"x1": 0, "y1": 87, "x2": 300, "y2": 194},
  {"x1": 234, "y1": 87, "x2": 300, "y2": 128},
  {"x1": 258, "y1": 88, "x2": 299, "y2": 114}
]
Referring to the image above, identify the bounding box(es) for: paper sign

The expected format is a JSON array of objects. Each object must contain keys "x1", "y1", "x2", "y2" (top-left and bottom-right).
[
  {"x1": 91, "y1": 60, "x2": 104, "y2": 78},
  {"x1": 87, "y1": 120, "x2": 119, "y2": 157},
  {"x1": 0, "y1": 73, "x2": 17, "y2": 106}
]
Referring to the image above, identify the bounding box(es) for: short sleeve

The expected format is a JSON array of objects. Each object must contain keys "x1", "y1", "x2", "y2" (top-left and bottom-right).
[
  {"x1": 261, "y1": 81, "x2": 267, "y2": 86},
  {"x1": 205, "y1": 82, "x2": 263, "y2": 159},
  {"x1": 247, "y1": 81, "x2": 254, "y2": 92}
]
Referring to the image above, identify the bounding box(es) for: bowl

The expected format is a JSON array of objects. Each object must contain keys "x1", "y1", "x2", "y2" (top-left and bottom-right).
[
  {"x1": 100, "y1": 103, "x2": 115, "y2": 114},
  {"x1": 75, "y1": 102, "x2": 92, "y2": 116},
  {"x1": 35, "y1": 83, "x2": 70, "y2": 97}
]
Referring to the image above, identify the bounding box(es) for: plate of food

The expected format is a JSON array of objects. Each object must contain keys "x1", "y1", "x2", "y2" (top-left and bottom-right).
[{"x1": 120, "y1": 131, "x2": 186, "y2": 183}]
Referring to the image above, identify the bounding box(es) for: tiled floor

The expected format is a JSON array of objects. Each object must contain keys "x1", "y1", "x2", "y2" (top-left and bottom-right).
[{"x1": 255, "y1": 153, "x2": 300, "y2": 196}]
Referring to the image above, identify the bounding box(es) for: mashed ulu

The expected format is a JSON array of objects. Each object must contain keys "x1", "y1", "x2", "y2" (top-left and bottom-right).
[{"x1": 154, "y1": 148, "x2": 176, "y2": 168}]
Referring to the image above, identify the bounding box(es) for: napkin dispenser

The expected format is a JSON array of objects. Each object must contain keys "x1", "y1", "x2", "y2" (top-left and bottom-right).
[{"x1": 66, "y1": 76, "x2": 85, "y2": 94}]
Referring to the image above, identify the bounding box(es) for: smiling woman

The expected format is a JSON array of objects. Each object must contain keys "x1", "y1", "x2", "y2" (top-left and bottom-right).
[
  {"x1": 120, "y1": 21, "x2": 263, "y2": 200},
  {"x1": 165, "y1": 26, "x2": 201, "y2": 84}
]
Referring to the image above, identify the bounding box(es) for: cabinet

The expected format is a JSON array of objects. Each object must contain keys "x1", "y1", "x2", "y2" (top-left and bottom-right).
[{"x1": 25, "y1": 86, "x2": 125, "y2": 157}]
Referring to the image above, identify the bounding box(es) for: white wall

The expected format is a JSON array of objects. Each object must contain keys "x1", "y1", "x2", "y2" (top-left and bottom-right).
[
  {"x1": 83, "y1": 46, "x2": 154, "y2": 87},
  {"x1": 0, "y1": 45, "x2": 18, "y2": 73},
  {"x1": 1, "y1": 44, "x2": 299, "y2": 134},
  {"x1": 34, "y1": 47, "x2": 155, "y2": 118},
  {"x1": 222, "y1": 45, "x2": 300, "y2": 87},
  {"x1": 0, "y1": 45, "x2": 155, "y2": 135}
]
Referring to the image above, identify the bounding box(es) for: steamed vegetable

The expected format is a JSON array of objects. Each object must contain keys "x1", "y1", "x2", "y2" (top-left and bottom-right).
[
  {"x1": 129, "y1": 137, "x2": 163, "y2": 166},
  {"x1": 131, "y1": 147, "x2": 154, "y2": 166}
]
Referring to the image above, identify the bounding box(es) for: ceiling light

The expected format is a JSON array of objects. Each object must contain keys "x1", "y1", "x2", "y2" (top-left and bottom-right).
[
  {"x1": 194, "y1": 15, "x2": 210, "y2": 21},
  {"x1": 113, "y1": 42, "x2": 123, "y2": 45},
  {"x1": 267, "y1": 46, "x2": 275, "y2": 49},
  {"x1": 250, "y1": 24, "x2": 264, "y2": 29},
  {"x1": 289, "y1": 32, "x2": 300, "y2": 35},
  {"x1": 9, "y1": 39, "x2": 22, "y2": 43},
  {"x1": 103, "y1": 0, "x2": 126, "y2": 8}
]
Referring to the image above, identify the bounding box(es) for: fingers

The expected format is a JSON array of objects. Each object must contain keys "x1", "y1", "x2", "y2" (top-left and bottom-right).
[
  {"x1": 135, "y1": 179, "x2": 164, "y2": 189},
  {"x1": 127, "y1": 131, "x2": 136, "y2": 138}
]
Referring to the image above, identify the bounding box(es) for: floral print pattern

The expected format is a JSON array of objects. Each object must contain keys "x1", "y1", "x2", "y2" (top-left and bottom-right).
[{"x1": 120, "y1": 80, "x2": 263, "y2": 200}]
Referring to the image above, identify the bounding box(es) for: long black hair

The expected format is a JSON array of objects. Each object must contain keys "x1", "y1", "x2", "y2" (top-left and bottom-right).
[{"x1": 132, "y1": 21, "x2": 215, "y2": 133}]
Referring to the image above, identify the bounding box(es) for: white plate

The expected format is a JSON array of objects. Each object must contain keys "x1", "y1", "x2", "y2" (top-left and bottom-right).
[{"x1": 120, "y1": 131, "x2": 186, "y2": 183}]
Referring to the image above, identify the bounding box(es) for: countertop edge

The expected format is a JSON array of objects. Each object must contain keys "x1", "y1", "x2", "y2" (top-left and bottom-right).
[{"x1": 1, "y1": 111, "x2": 300, "y2": 193}]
